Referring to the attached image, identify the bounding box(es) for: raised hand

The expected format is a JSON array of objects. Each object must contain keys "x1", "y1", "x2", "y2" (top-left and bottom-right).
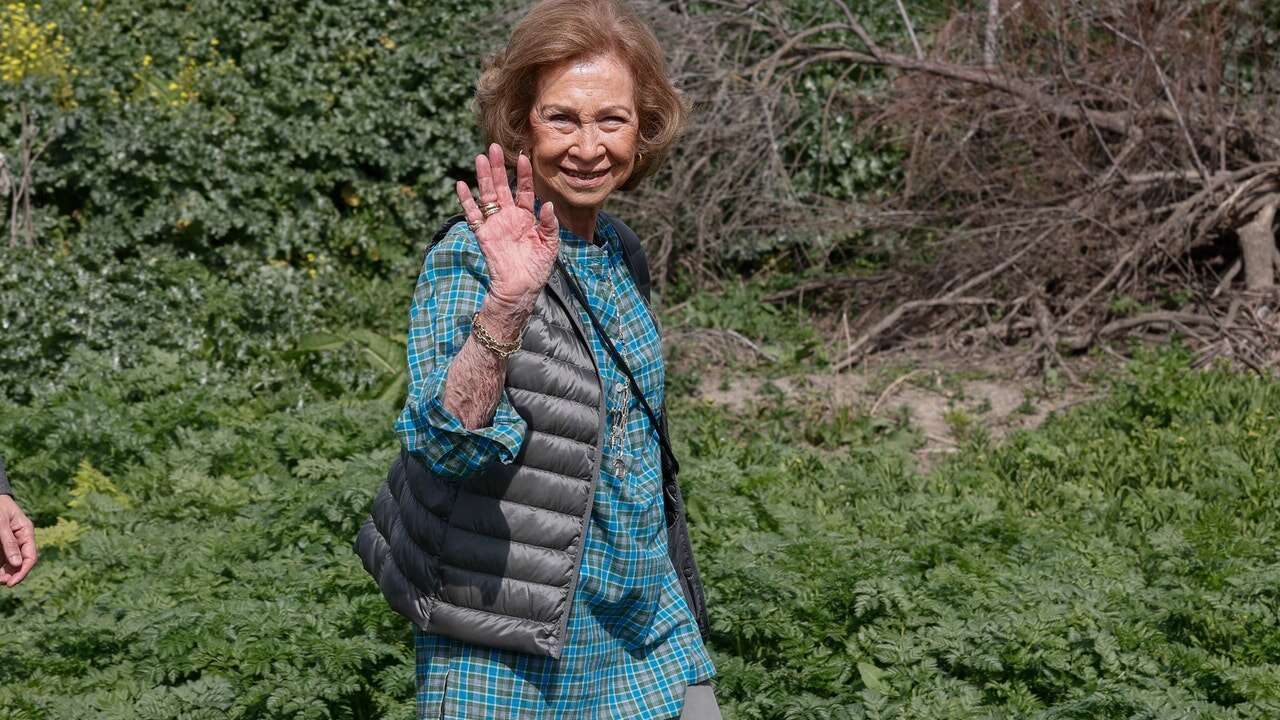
[{"x1": 456, "y1": 143, "x2": 559, "y2": 310}]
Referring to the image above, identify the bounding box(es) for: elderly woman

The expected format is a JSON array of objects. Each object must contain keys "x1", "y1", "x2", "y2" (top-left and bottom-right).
[{"x1": 354, "y1": 0, "x2": 720, "y2": 718}]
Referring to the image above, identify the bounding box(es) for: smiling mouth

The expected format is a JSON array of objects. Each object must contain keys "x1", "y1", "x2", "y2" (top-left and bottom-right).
[{"x1": 562, "y1": 168, "x2": 608, "y2": 181}]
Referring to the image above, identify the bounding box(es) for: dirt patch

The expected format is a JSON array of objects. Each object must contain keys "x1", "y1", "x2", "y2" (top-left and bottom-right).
[{"x1": 690, "y1": 348, "x2": 1099, "y2": 471}]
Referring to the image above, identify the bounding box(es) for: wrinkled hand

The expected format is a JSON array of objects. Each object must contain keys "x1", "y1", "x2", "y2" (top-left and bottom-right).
[
  {"x1": 0, "y1": 495, "x2": 36, "y2": 587},
  {"x1": 456, "y1": 143, "x2": 560, "y2": 310}
]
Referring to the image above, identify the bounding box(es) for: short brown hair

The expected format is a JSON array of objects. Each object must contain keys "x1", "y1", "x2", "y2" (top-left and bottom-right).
[{"x1": 475, "y1": 0, "x2": 687, "y2": 191}]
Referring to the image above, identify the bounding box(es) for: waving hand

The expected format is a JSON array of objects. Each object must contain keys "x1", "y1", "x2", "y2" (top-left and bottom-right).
[{"x1": 455, "y1": 143, "x2": 559, "y2": 310}]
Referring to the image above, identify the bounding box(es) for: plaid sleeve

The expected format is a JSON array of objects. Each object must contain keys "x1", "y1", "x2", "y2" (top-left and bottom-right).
[{"x1": 394, "y1": 222, "x2": 528, "y2": 480}]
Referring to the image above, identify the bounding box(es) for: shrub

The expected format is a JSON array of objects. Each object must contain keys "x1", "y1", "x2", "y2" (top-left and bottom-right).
[{"x1": 2, "y1": 0, "x2": 501, "y2": 270}]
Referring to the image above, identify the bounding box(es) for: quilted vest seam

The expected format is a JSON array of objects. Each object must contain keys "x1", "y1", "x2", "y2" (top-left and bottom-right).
[
  {"x1": 390, "y1": 464, "x2": 446, "y2": 561},
  {"x1": 528, "y1": 315, "x2": 576, "y2": 335},
  {"x1": 440, "y1": 559, "x2": 569, "y2": 592},
  {"x1": 434, "y1": 599, "x2": 559, "y2": 626},
  {"x1": 506, "y1": 385, "x2": 599, "y2": 413},
  {"x1": 515, "y1": 349, "x2": 594, "y2": 373},
  {"x1": 524, "y1": 428, "x2": 596, "y2": 452},
  {"x1": 368, "y1": 504, "x2": 436, "y2": 628},
  {"x1": 444, "y1": 521, "x2": 576, "y2": 554},
  {"x1": 453, "y1": 492, "x2": 588, "y2": 522}
]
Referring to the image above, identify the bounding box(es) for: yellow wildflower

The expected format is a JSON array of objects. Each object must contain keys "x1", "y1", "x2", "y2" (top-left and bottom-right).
[{"x1": 0, "y1": 1, "x2": 74, "y2": 90}]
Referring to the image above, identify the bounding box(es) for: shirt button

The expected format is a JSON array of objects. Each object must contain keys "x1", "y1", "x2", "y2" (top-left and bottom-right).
[{"x1": 614, "y1": 382, "x2": 627, "y2": 394}]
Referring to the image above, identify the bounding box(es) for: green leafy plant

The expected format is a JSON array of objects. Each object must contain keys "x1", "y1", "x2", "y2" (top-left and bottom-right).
[{"x1": 293, "y1": 329, "x2": 408, "y2": 408}]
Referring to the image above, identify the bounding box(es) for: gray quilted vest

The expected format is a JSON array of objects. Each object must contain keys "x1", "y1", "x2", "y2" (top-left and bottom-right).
[{"x1": 354, "y1": 214, "x2": 711, "y2": 659}]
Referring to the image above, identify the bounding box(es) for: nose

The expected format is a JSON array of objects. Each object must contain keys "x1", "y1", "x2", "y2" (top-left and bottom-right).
[{"x1": 569, "y1": 123, "x2": 605, "y2": 164}]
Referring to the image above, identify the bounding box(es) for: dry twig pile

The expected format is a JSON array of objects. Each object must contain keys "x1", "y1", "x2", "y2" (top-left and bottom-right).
[{"x1": 631, "y1": 0, "x2": 1280, "y2": 375}]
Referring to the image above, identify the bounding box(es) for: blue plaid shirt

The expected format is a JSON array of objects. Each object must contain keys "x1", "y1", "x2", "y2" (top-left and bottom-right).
[{"x1": 394, "y1": 212, "x2": 716, "y2": 720}]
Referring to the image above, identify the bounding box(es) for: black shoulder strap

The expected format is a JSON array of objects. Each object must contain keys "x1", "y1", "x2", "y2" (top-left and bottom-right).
[
  {"x1": 430, "y1": 213, "x2": 467, "y2": 248},
  {"x1": 601, "y1": 211, "x2": 651, "y2": 305},
  {"x1": 556, "y1": 260, "x2": 679, "y2": 477}
]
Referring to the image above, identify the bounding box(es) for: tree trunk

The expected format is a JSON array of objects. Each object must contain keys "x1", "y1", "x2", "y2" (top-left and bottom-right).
[{"x1": 1239, "y1": 197, "x2": 1278, "y2": 291}]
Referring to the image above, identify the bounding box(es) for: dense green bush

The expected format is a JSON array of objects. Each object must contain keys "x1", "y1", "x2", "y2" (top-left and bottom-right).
[
  {"x1": 1, "y1": 241, "x2": 300, "y2": 399},
  {"x1": 0, "y1": 236, "x2": 417, "y2": 404},
  {"x1": 3, "y1": 0, "x2": 499, "y2": 270}
]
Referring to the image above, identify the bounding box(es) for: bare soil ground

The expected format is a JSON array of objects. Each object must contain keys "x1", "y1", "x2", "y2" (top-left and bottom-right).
[{"x1": 689, "y1": 347, "x2": 1104, "y2": 471}]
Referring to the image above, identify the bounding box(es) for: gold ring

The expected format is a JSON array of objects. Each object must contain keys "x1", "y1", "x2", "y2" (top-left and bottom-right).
[
  {"x1": 480, "y1": 202, "x2": 502, "y2": 218},
  {"x1": 467, "y1": 219, "x2": 483, "y2": 232}
]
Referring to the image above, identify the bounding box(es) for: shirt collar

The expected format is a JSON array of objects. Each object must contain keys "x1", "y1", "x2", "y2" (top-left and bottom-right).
[{"x1": 532, "y1": 197, "x2": 617, "y2": 253}]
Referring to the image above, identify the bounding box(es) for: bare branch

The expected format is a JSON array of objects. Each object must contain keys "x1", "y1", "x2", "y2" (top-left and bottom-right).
[{"x1": 895, "y1": 0, "x2": 924, "y2": 61}]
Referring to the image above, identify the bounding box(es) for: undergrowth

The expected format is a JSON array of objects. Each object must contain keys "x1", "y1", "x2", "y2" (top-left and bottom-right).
[
  {"x1": 3, "y1": 331, "x2": 1278, "y2": 718},
  {"x1": 680, "y1": 347, "x2": 1280, "y2": 719}
]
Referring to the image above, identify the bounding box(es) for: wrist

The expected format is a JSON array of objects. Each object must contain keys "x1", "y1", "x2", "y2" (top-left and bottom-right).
[
  {"x1": 479, "y1": 293, "x2": 533, "y2": 344},
  {"x1": 487, "y1": 283, "x2": 539, "y2": 313}
]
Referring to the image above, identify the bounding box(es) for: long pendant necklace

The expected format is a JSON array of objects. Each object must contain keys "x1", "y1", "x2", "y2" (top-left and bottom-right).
[
  {"x1": 563, "y1": 242, "x2": 634, "y2": 480},
  {"x1": 601, "y1": 262, "x2": 633, "y2": 478}
]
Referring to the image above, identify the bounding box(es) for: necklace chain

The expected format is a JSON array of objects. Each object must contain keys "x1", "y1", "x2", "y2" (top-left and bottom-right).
[{"x1": 565, "y1": 242, "x2": 635, "y2": 479}]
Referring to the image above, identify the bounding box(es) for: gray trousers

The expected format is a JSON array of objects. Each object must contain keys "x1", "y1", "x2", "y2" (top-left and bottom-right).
[{"x1": 678, "y1": 681, "x2": 723, "y2": 720}]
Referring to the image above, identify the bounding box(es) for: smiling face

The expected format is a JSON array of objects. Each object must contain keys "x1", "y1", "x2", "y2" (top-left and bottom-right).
[{"x1": 527, "y1": 53, "x2": 639, "y2": 233}]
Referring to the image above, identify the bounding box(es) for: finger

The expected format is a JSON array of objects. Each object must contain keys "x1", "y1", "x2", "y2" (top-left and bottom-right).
[
  {"x1": 0, "y1": 520, "x2": 19, "y2": 568},
  {"x1": 8, "y1": 523, "x2": 34, "y2": 585},
  {"x1": 15, "y1": 520, "x2": 34, "y2": 559},
  {"x1": 475, "y1": 153, "x2": 497, "y2": 205},
  {"x1": 537, "y1": 201, "x2": 559, "y2": 244},
  {"x1": 488, "y1": 143, "x2": 514, "y2": 206},
  {"x1": 8, "y1": 563, "x2": 32, "y2": 585},
  {"x1": 515, "y1": 153, "x2": 535, "y2": 212},
  {"x1": 455, "y1": 181, "x2": 483, "y2": 230}
]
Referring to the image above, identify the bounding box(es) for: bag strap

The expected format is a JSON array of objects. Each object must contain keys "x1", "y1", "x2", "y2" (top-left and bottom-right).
[
  {"x1": 555, "y1": 259, "x2": 679, "y2": 476},
  {"x1": 430, "y1": 213, "x2": 467, "y2": 247},
  {"x1": 601, "y1": 211, "x2": 651, "y2": 305}
]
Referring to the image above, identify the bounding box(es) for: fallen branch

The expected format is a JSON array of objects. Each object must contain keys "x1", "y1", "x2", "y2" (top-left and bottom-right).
[
  {"x1": 834, "y1": 230, "x2": 1044, "y2": 371},
  {"x1": 762, "y1": 274, "x2": 892, "y2": 304},
  {"x1": 870, "y1": 369, "x2": 923, "y2": 415},
  {"x1": 1061, "y1": 311, "x2": 1228, "y2": 352},
  {"x1": 666, "y1": 327, "x2": 780, "y2": 364},
  {"x1": 834, "y1": 297, "x2": 1002, "y2": 371}
]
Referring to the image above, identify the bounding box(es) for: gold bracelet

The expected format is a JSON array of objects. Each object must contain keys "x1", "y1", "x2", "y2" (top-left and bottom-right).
[{"x1": 471, "y1": 312, "x2": 522, "y2": 359}]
